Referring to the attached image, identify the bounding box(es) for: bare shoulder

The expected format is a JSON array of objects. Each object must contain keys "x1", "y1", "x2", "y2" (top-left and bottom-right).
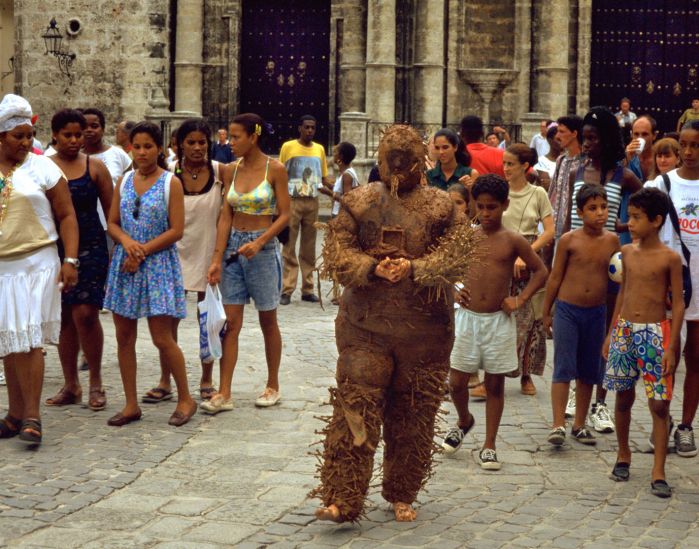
[{"x1": 268, "y1": 157, "x2": 286, "y2": 174}]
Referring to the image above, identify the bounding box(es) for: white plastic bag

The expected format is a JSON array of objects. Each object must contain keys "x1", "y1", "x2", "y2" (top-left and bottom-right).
[{"x1": 198, "y1": 284, "x2": 227, "y2": 361}]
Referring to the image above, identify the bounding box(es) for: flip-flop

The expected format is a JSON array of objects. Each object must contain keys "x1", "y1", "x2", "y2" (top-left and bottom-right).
[
  {"x1": 199, "y1": 386, "x2": 217, "y2": 401},
  {"x1": 651, "y1": 480, "x2": 672, "y2": 498},
  {"x1": 141, "y1": 387, "x2": 173, "y2": 403},
  {"x1": 610, "y1": 462, "x2": 630, "y2": 482}
]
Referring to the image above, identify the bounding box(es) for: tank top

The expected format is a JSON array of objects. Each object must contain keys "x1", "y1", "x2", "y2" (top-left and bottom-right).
[
  {"x1": 570, "y1": 165, "x2": 623, "y2": 232},
  {"x1": 226, "y1": 157, "x2": 276, "y2": 215}
]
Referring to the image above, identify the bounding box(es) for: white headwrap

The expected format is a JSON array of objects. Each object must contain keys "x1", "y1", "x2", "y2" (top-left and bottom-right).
[{"x1": 0, "y1": 94, "x2": 33, "y2": 133}]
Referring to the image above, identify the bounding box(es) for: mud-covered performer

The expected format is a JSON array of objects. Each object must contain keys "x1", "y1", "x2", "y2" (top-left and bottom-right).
[{"x1": 312, "y1": 125, "x2": 480, "y2": 523}]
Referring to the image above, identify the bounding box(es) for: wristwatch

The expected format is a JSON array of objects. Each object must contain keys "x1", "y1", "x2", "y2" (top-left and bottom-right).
[{"x1": 63, "y1": 257, "x2": 80, "y2": 269}]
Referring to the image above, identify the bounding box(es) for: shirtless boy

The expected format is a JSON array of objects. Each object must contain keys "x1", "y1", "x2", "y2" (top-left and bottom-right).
[
  {"x1": 603, "y1": 188, "x2": 684, "y2": 498},
  {"x1": 543, "y1": 184, "x2": 620, "y2": 447},
  {"x1": 443, "y1": 175, "x2": 547, "y2": 470}
]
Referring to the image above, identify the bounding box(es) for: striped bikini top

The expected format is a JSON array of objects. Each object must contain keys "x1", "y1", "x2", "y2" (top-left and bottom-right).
[
  {"x1": 226, "y1": 157, "x2": 276, "y2": 215},
  {"x1": 570, "y1": 164, "x2": 623, "y2": 232}
]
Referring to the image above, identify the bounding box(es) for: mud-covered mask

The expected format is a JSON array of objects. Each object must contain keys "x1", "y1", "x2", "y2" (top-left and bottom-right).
[{"x1": 377, "y1": 125, "x2": 426, "y2": 196}]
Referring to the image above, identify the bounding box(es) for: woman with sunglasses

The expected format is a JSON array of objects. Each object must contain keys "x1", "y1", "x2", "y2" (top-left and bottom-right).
[{"x1": 104, "y1": 122, "x2": 196, "y2": 428}]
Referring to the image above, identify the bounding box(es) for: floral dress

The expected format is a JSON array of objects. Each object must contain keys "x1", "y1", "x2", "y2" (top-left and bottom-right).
[{"x1": 103, "y1": 171, "x2": 186, "y2": 319}]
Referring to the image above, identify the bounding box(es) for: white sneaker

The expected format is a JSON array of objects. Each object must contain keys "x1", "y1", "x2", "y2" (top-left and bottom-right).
[
  {"x1": 199, "y1": 394, "x2": 234, "y2": 414},
  {"x1": 255, "y1": 388, "x2": 281, "y2": 407},
  {"x1": 0, "y1": 370, "x2": 5, "y2": 386},
  {"x1": 565, "y1": 387, "x2": 576, "y2": 418},
  {"x1": 589, "y1": 402, "x2": 615, "y2": 433}
]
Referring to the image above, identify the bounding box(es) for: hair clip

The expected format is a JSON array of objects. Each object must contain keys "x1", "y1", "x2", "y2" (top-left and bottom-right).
[{"x1": 255, "y1": 124, "x2": 262, "y2": 136}]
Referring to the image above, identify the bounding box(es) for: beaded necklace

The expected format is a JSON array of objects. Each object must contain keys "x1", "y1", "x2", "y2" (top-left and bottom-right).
[{"x1": 0, "y1": 163, "x2": 21, "y2": 237}]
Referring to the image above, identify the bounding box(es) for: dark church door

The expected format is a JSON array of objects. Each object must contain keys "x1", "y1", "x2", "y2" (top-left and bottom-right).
[
  {"x1": 590, "y1": 1, "x2": 699, "y2": 133},
  {"x1": 239, "y1": 0, "x2": 331, "y2": 154}
]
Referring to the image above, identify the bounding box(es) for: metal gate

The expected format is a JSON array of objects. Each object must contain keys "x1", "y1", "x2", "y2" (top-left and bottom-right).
[
  {"x1": 590, "y1": 1, "x2": 699, "y2": 133},
  {"x1": 239, "y1": 0, "x2": 331, "y2": 154}
]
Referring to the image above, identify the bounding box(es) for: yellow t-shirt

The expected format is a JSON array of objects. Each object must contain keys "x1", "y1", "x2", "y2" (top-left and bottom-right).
[{"x1": 278, "y1": 140, "x2": 328, "y2": 198}]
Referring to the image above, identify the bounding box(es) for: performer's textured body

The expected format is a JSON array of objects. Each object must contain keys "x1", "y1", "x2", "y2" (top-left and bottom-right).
[{"x1": 312, "y1": 126, "x2": 481, "y2": 522}]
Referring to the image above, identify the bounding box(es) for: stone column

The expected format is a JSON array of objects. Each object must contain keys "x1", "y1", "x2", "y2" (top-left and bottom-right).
[
  {"x1": 576, "y1": 0, "x2": 592, "y2": 114},
  {"x1": 336, "y1": 0, "x2": 367, "y2": 114},
  {"x1": 413, "y1": 0, "x2": 445, "y2": 124},
  {"x1": 339, "y1": 111, "x2": 373, "y2": 182},
  {"x1": 535, "y1": 0, "x2": 570, "y2": 118},
  {"x1": 365, "y1": 0, "x2": 396, "y2": 122},
  {"x1": 174, "y1": 0, "x2": 203, "y2": 115}
]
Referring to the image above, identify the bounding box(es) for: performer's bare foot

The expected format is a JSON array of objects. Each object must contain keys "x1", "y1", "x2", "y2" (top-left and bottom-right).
[
  {"x1": 393, "y1": 502, "x2": 417, "y2": 522},
  {"x1": 315, "y1": 504, "x2": 343, "y2": 522}
]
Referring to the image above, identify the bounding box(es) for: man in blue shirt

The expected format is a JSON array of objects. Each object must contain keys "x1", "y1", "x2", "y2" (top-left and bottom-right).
[{"x1": 211, "y1": 128, "x2": 234, "y2": 164}]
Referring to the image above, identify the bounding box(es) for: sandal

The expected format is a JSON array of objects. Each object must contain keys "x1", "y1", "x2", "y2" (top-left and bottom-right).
[
  {"x1": 0, "y1": 415, "x2": 22, "y2": 438},
  {"x1": 610, "y1": 462, "x2": 630, "y2": 482},
  {"x1": 45, "y1": 387, "x2": 82, "y2": 406},
  {"x1": 141, "y1": 387, "x2": 173, "y2": 403},
  {"x1": 18, "y1": 418, "x2": 42, "y2": 445},
  {"x1": 88, "y1": 387, "x2": 107, "y2": 411},
  {"x1": 199, "y1": 386, "x2": 217, "y2": 401}
]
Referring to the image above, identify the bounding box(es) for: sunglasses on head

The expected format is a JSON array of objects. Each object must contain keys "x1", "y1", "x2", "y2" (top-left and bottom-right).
[{"x1": 133, "y1": 196, "x2": 141, "y2": 220}]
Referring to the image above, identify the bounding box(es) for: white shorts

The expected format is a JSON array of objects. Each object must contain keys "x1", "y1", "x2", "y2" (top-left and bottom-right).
[{"x1": 451, "y1": 308, "x2": 518, "y2": 375}]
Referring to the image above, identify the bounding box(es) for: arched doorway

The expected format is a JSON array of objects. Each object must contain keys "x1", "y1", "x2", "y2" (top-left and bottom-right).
[
  {"x1": 239, "y1": 0, "x2": 331, "y2": 153},
  {"x1": 590, "y1": 0, "x2": 699, "y2": 133}
]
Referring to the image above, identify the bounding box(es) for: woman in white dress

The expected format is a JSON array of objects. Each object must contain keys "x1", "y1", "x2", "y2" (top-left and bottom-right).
[{"x1": 0, "y1": 94, "x2": 79, "y2": 445}]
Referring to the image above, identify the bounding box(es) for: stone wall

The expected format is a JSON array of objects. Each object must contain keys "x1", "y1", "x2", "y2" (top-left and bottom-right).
[{"x1": 13, "y1": 0, "x2": 170, "y2": 143}]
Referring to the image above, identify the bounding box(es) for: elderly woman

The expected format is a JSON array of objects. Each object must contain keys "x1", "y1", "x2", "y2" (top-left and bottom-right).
[{"x1": 0, "y1": 94, "x2": 79, "y2": 445}]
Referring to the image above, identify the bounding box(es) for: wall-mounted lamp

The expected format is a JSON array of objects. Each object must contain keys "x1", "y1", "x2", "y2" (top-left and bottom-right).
[{"x1": 41, "y1": 18, "x2": 76, "y2": 82}]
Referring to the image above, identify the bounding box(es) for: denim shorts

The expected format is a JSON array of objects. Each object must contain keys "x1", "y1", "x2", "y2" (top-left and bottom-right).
[{"x1": 220, "y1": 229, "x2": 281, "y2": 311}]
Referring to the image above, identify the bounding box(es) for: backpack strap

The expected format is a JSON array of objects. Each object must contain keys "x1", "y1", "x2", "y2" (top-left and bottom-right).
[{"x1": 663, "y1": 173, "x2": 691, "y2": 266}]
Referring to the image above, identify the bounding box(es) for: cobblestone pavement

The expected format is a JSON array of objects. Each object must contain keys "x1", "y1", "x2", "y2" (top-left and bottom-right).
[{"x1": 3, "y1": 291, "x2": 699, "y2": 548}]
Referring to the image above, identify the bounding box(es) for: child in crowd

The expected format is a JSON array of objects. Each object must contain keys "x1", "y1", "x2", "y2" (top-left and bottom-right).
[
  {"x1": 448, "y1": 183, "x2": 486, "y2": 401},
  {"x1": 603, "y1": 188, "x2": 684, "y2": 498},
  {"x1": 542, "y1": 184, "x2": 620, "y2": 446},
  {"x1": 320, "y1": 141, "x2": 358, "y2": 217},
  {"x1": 444, "y1": 175, "x2": 547, "y2": 470}
]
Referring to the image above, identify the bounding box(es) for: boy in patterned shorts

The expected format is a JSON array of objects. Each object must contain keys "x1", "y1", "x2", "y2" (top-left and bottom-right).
[{"x1": 603, "y1": 188, "x2": 685, "y2": 498}]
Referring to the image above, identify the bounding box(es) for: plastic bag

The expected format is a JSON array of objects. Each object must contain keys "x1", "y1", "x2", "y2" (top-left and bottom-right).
[{"x1": 198, "y1": 284, "x2": 227, "y2": 361}]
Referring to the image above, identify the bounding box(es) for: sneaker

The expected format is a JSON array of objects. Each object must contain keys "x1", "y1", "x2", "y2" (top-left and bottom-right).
[
  {"x1": 199, "y1": 394, "x2": 234, "y2": 414},
  {"x1": 564, "y1": 387, "x2": 576, "y2": 418},
  {"x1": 79, "y1": 352, "x2": 89, "y2": 371},
  {"x1": 548, "y1": 426, "x2": 566, "y2": 446},
  {"x1": 479, "y1": 448, "x2": 501, "y2": 470},
  {"x1": 442, "y1": 426, "x2": 467, "y2": 454},
  {"x1": 674, "y1": 425, "x2": 698, "y2": 457},
  {"x1": 589, "y1": 402, "x2": 615, "y2": 433},
  {"x1": 279, "y1": 294, "x2": 291, "y2": 306},
  {"x1": 0, "y1": 370, "x2": 5, "y2": 386},
  {"x1": 571, "y1": 426, "x2": 597, "y2": 445},
  {"x1": 301, "y1": 294, "x2": 320, "y2": 303},
  {"x1": 649, "y1": 416, "x2": 674, "y2": 451},
  {"x1": 255, "y1": 388, "x2": 281, "y2": 407}
]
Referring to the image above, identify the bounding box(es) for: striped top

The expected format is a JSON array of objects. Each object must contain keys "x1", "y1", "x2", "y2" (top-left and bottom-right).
[{"x1": 570, "y1": 165, "x2": 623, "y2": 232}]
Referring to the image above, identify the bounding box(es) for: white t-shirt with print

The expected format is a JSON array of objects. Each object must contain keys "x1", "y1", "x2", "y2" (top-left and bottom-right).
[{"x1": 645, "y1": 169, "x2": 699, "y2": 320}]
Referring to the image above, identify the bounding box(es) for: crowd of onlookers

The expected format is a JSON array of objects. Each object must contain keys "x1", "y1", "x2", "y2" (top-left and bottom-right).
[{"x1": 1, "y1": 90, "x2": 699, "y2": 499}]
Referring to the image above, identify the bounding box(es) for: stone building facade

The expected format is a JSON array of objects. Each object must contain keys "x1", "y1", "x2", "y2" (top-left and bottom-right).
[{"x1": 2, "y1": 1, "x2": 697, "y2": 156}]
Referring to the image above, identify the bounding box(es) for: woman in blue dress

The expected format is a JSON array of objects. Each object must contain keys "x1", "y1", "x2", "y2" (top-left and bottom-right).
[{"x1": 104, "y1": 122, "x2": 196, "y2": 427}]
